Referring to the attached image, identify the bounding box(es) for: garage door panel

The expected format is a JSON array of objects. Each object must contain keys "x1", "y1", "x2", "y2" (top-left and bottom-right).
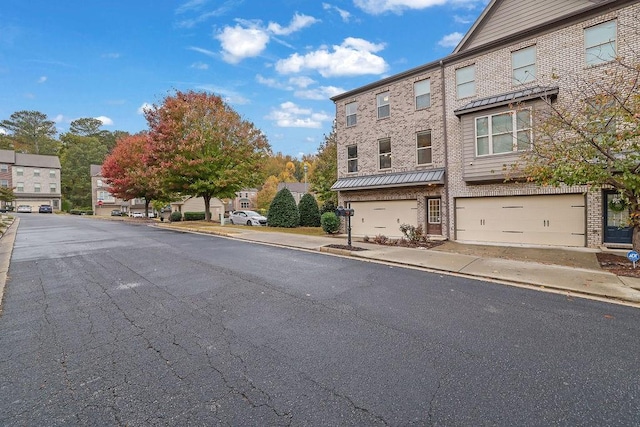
[
  {"x1": 351, "y1": 201, "x2": 417, "y2": 238},
  {"x1": 456, "y1": 195, "x2": 585, "y2": 247}
]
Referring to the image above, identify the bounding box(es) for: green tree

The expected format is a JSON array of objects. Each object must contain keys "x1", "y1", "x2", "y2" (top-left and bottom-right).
[
  {"x1": 267, "y1": 188, "x2": 299, "y2": 227},
  {"x1": 0, "y1": 110, "x2": 59, "y2": 155},
  {"x1": 145, "y1": 90, "x2": 270, "y2": 221},
  {"x1": 69, "y1": 118, "x2": 103, "y2": 136},
  {"x1": 309, "y1": 123, "x2": 338, "y2": 205},
  {"x1": 60, "y1": 133, "x2": 108, "y2": 208},
  {"x1": 298, "y1": 193, "x2": 320, "y2": 227},
  {"x1": 521, "y1": 59, "x2": 640, "y2": 249}
]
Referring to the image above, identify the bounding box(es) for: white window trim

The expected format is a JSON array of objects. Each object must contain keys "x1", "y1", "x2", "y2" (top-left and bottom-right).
[
  {"x1": 512, "y1": 46, "x2": 536, "y2": 85},
  {"x1": 377, "y1": 92, "x2": 390, "y2": 119},
  {"x1": 414, "y1": 79, "x2": 431, "y2": 110},
  {"x1": 378, "y1": 138, "x2": 391, "y2": 170},
  {"x1": 347, "y1": 144, "x2": 358, "y2": 173},
  {"x1": 346, "y1": 102, "x2": 357, "y2": 127},
  {"x1": 456, "y1": 65, "x2": 476, "y2": 99},
  {"x1": 416, "y1": 131, "x2": 433, "y2": 166},
  {"x1": 474, "y1": 109, "x2": 532, "y2": 157},
  {"x1": 584, "y1": 20, "x2": 617, "y2": 66}
]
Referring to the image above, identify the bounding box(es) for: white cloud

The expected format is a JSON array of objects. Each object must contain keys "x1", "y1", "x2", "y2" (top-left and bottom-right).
[
  {"x1": 137, "y1": 103, "x2": 152, "y2": 115},
  {"x1": 266, "y1": 101, "x2": 332, "y2": 128},
  {"x1": 354, "y1": 0, "x2": 483, "y2": 14},
  {"x1": 0, "y1": 128, "x2": 7, "y2": 135},
  {"x1": 438, "y1": 32, "x2": 464, "y2": 48},
  {"x1": 322, "y1": 3, "x2": 352, "y2": 22},
  {"x1": 275, "y1": 37, "x2": 388, "y2": 77},
  {"x1": 216, "y1": 24, "x2": 269, "y2": 64},
  {"x1": 289, "y1": 76, "x2": 316, "y2": 88},
  {"x1": 53, "y1": 114, "x2": 64, "y2": 123},
  {"x1": 195, "y1": 84, "x2": 249, "y2": 105},
  {"x1": 95, "y1": 116, "x2": 113, "y2": 126},
  {"x1": 267, "y1": 13, "x2": 319, "y2": 36},
  {"x1": 191, "y1": 61, "x2": 209, "y2": 70},
  {"x1": 295, "y1": 85, "x2": 345, "y2": 100},
  {"x1": 175, "y1": 0, "x2": 208, "y2": 14},
  {"x1": 37, "y1": 76, "x2": 47, "y2": 83},
  {"x1": 188, "y1": 46, "x2": 217, "y2": 58},
  {"x1": 256, "y1": 75, "x2": 291, "y2": 90},
  {"x1": 101, "y1": 53, "x2": 121, "y2": 59}
]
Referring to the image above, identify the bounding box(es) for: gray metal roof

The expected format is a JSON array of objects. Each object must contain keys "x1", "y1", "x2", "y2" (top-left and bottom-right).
[
  {"x1": 454, "y1": 86, "x2": 559, "y2": 116},
  {"x1": 15, "y1": 152, "x2": 61, "y2": 168},
  {"x1": 90, "y1": 164, "x2": 103, "y2": 176},
  {"x1": 331, "y1": 169, "x2": 445, "y2": 191}
]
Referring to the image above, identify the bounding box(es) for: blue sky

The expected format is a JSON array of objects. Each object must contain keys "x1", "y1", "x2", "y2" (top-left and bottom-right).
[{"x1": 0, "y1": 0, "x2": 487, "y2": 157}]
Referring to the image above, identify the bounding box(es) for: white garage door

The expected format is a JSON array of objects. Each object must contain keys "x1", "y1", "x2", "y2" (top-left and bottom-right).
[
  {"x1": 350, "y1": 200, "x2": 418, "y2": 238},
  {"x1": 456, "y1": 195, "x2": 585, "y2": 247}
]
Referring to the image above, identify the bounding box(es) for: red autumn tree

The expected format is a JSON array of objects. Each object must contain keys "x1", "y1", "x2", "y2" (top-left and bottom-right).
[
  {"x1": 101, "y1": 133, "x2": 168, "y2": 216},
  {"x1": 145, "y1": 90, "x2": 270, "y2": 220}
]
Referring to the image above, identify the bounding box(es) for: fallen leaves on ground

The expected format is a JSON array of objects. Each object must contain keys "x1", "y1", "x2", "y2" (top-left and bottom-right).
[{"x1": 596, "y1": 252, "x2": 640, "y2": 278}]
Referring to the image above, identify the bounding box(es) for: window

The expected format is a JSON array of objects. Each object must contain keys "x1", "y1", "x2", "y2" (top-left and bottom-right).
[
  {"x1": 377, "y1": 92, "x2": 390, "y2": 118},
  {"x1": 428, "y1": 199, "x2": 441, "y2": 224},
  {"x1": 417, "y1": 131, "x2": 432, "y2": 165},
  {"x1": 585, "y1": 20, "x2": 617, "y2": 65},
  {"x1": 98, "y1": 191, "x2": 115, "y2": 202},
  {"x1": 512, "y1": 46, "x2": 536, "y2": 84},
  {"x1": 0, "y1": 180, "x2": 7, "y2": 188},
  {"x1": 347, "y1": 145, "x2": 358, "y2": 173},
  {"x1": 34, "y1": 169, "x2": 40, "y2": 177},
  {"x1": 456, "y1": 65, "x2": 475, "y2": 99},
  {"x1": 415, "y1": 79, "x2": 431, "y2": 109},
  {"x1": 378, "y1": 138, "x2": 391, "y2": 169},
  {"x1": 50, "y1": 183, "x2": 57, "y2": 193},
  {"x1": 49, "y1": 170, "x2": 56, "y2": 178},
  {"x1": 0, "y1": 164, "x2": 7, "y2": 172},
  {"x1": 16, "y1": 167, "x2": 23, "y2": 176},
  {"x1": 97, "y1": 179, "x2": 103, "y2": 187},
  {"x1": 34, "y1": 183, "x2": 41, "y2": 193},
  {"x1": 346, "y1": 102, "x2": 357, "y2": 126},
  {"x1": 476, "y1": 109, "x2": 531, "y2": 156},
  {"x1": 240, "y1": 200, "x2": 250, "y2": 209},
  {"x1": 16, "y1": 182, "x2": 24, "y2": 192}
]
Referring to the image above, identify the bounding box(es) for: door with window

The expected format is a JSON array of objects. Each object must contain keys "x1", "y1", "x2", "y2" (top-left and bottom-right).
[
  {"x1": 426, "y1": 198, "x2": 441, "y2": 235},
  {"x1": 604, "y1": 192, "x2": 632, "y2": 244}
]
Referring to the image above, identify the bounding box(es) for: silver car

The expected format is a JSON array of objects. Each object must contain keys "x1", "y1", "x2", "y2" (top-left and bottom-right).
[{"x1": 229, "y1": 210, "x2": 267, "y2": 226}]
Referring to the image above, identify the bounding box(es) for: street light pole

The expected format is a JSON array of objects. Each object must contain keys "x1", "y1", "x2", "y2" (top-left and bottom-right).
[{"x1": 304, "y1": 163, "x2": 308, "y2": 193}]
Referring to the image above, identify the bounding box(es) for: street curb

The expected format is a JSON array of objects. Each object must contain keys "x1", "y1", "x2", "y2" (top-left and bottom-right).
[{"x1": 0, "y1": 217, "x2": 18, "y2": 315}]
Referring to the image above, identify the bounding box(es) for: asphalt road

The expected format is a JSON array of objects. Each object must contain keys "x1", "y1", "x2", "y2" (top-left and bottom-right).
[{"x1": 1, "y1": 214, "x2": 639, "y2": 426}]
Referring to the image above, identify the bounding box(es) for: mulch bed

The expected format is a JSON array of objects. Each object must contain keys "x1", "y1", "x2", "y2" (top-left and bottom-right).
[
  {"x1": 325, "y1": 244, "x2": 368, "y2": 251},
  {"x1": 326, "y1": 239, "x2": 445, "y2": 252},
  {"x1": 596, "y1": 252, "x2": 640, "y2": 278}
]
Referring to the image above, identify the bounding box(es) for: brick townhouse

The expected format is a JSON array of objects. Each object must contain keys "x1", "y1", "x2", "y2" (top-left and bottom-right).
[{"x1": 331, "y1": 0, "x2": 639, "y2": 248}]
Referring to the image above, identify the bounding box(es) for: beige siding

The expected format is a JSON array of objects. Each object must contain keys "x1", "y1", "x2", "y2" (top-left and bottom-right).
[{"x1": 462, "y1": 0, "x2": 593, "y2": 51}]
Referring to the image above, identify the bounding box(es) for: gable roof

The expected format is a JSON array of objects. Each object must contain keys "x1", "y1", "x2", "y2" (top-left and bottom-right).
[
  {"x1": 0, "y1": 150, "x2": 16, "y2": 164},
  {"x1": 90, "y1": 164, "x2": 103, "y2": 177},
  {"x1": 278, "y1": 182, "x2": 308, "y2": 194},
  {"x1": 15, "y1": 153, "x2": 61, "y2": 168},
  {"x1": 453, "y1": 0, "x2": 631, "y2": 54}
]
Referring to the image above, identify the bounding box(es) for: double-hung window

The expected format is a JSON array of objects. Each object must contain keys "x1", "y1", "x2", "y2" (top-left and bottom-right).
[
  {"x1": 414, "y1": 79, "x2": 431, "y2": 109},
  {"x1": 347, "y1": 145, "x2": 358, "y2": 173},
  {"x1": 416, "y1": 131, "x2": 432, "y2": 165},
  {"x1": 34, "y1": 183, "x2": 41, "y2": 193},
  {"x1": 456, "y1": 65, "x2": 475, "y2": 99},
  {"x1": 34, "y1": 169, "x2": 40, "y2": 177},
  {"x1": 50, "y1": 183, "x2": 57, "y2": 193},
  {"x1": 346, "y1": 102, "x2": 357, "y2": 126},
  {"x1": 16, "y1": 182, "x2": 24, "y2": 192},
  {"x1": 377, "y1": 92, "x2": 390, "y2": 119},
  {"x1": 0, "y1": 180, "x2": 7, "y2": 188},
  {"x1": 585, "y1": 20, "x2": 617, "y2": 66},
  {"x1": 475, "y1": 109, "x2": 531, "y2": 156},
  {"x1": 512, "y1": 46, "x2": 536, "y2": 84},
  {"x1": 378, "y1": 138, "x2": 391, "y2": 169},
  {"x1": 16, "y1": 167, "x2": 23, "y2": 176},
  {"x1": 49, "y1": 170, "x2": 56, "y2": 178},
  {"x1": 0, "y1": 164, "x2": 7, "y2": 172}
]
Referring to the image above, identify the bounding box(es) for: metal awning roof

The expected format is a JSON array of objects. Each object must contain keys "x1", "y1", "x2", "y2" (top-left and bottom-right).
[
  {"x1": 454, "y1": 86, "x2": 559, "y2": 116},
  {"x1": 331, "y1": 169, "x2": 445, "y2": 191}
]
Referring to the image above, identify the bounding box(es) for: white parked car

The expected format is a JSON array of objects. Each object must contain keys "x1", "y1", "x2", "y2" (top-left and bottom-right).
[
  {"x1": 131, "y1": 212, "x2": 144, "y2": 218},
  {"x1": 17, "y1": 205, "x2": 32, "y2": 213},
  {"x1": 229, "y1": 210, "x2": 267, "y2": 226}
]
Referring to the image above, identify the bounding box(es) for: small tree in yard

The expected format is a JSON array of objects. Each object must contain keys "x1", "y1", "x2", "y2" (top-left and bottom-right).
[
  {"x1": 321, "y1": 212, "x2": 340, "y2": 234},
  {"x1": 520, "y1": 55, "x2": 640, "y2": 249},
  {"x1": 298, "y1": 193, "x2": 320, "y2": 227},
  {"x1": 267, "y1": 188, "x2": 299, "y2": 227}
]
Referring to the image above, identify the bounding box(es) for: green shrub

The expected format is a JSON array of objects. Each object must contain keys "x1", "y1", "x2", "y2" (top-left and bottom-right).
[
  {"x1": 321, "y1": 212, "x2": 340, "y2": 234},
  {"x1": 399, "y1": 224, "x2": 424, "y2": 243},
  {"x1": 183, "y1": 211, "x2": 206, "y2": 221},
  {"x1": 267, "y1": 188, "x2": 299, "y2": 228},
  {"x1": 70, "y1": 209, "x2": 93, "y2": 215},
  {"x1": 170, "y1": 211, "x2": 183, "y2": 222},
  {"x1": 320, "y1": 200, "x2": 337, "y2": 215},
  {"x1": 298, "y1": 193, "x2": 321, "y2": 227}
]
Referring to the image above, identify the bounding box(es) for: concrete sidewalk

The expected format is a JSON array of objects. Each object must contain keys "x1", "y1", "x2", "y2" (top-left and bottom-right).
[{"x1": 157, "y1": 223, "x2": 640, "y2": 305}]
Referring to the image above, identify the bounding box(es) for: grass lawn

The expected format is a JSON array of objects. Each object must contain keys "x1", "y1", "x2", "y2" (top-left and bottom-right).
[{"x1": 160, "y1": 220, "x2": 329, "y2": 237}]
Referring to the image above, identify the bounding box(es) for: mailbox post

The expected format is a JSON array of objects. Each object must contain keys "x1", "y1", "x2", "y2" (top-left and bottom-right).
[{"x1": 335, "y1": 206, "x2": 355, "y2": 247}]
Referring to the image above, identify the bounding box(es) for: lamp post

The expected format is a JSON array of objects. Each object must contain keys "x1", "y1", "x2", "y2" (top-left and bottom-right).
[{"x1": 303, "y1": 163, "x2": 308, "y2": 193}]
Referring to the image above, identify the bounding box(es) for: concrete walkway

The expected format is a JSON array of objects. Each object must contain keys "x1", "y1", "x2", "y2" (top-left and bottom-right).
[{"x1": 157, "y1": 223, "x2": 640, "y2": 305}]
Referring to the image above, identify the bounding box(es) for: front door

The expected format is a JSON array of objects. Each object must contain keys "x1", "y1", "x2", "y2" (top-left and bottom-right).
[
  {"x1": 604, "y1": 192, "x2": 633, "y2": 244},
  {"x1": 426, "y1": 198, "x2": 442, "y2": 235}
]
